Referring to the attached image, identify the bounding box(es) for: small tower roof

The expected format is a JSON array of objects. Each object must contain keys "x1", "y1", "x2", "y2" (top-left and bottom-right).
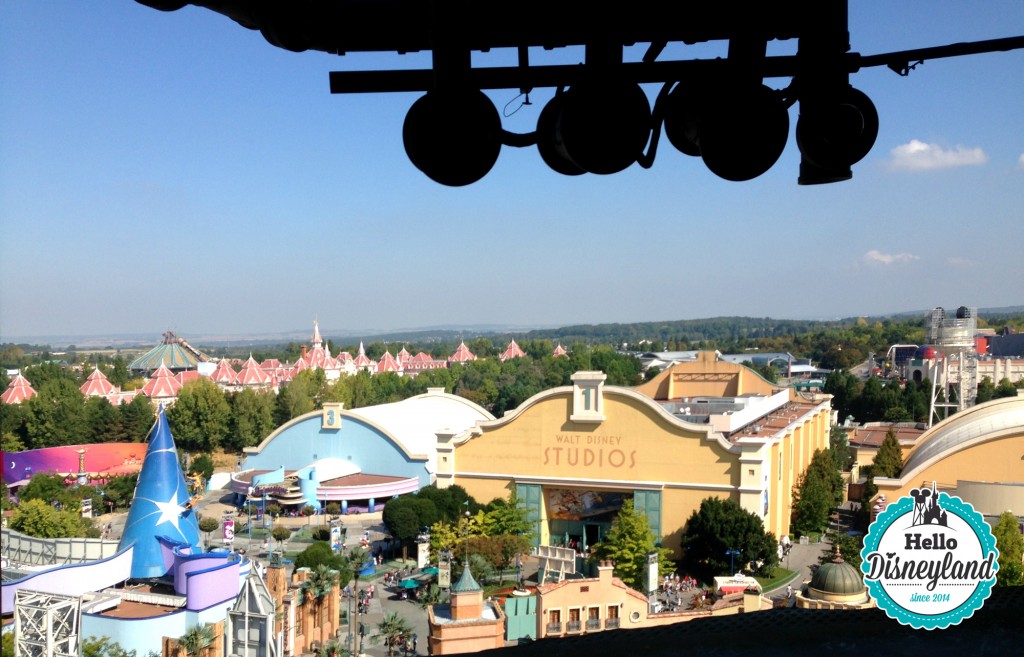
[
  {"x1": 1, "y1": 373, "x2": 37, "y2": 404},
  {"x1": 452, "y1": 562, "x2": 482, "y2": 593},
  {"x1": 809, "y1": 549, "x2": 865, "y2": 596}
]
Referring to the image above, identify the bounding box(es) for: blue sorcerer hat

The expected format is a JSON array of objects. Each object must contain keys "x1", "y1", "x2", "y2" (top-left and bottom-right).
[{"x1": 118, "y1": 407, "x2": 201, "y2": 578}]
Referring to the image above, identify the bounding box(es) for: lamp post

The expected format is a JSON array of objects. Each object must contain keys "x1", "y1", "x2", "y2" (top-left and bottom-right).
[
  {"x1": 726, "y1": 549, "x2": 741, "y2": 577},
  {"x1": 463, "y1": 502, "x2": 470, "y2": 567},
  {"x1": 247, "y1": 487, "x2": 253, "y2": 551}
]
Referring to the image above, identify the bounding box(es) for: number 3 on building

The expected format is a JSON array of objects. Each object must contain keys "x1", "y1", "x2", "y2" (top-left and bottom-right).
[{"x1": 322, "y1": 405, "x2": 342, "y2": 429}]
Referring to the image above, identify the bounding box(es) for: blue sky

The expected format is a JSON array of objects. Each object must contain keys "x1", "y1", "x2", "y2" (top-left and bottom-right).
[{"x1": 2, "y1": 1, "x2": 1022, "y2": 341}]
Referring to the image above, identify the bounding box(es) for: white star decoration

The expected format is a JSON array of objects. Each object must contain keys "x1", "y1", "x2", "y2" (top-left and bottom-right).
[{"x1": 152, "y1": 495, "x2": 186, "y2": 531}]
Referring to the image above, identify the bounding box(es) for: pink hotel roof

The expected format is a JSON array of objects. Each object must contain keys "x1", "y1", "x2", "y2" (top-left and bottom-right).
[
  {"x1": 140, "y1": 363, "x2": 182, "y2": 398},
  {"x1": 499, "y1": 340, "x2": 526, "y2": 361},
  {"x1": 1, "y1": 374, "x2": 37, "y2": 404},
  {"x1": 376, "y1": 351, "x2": 402, "y2": 373},
  {"x1": 238, "y1": 355, "x2": 272, "y2": 385},
  {"x1": 210, "y1": 359, "x2": 239, "y2": 384},
  {"x1": 81, "y1": 367, "x2": 117, "y2": 397},
  {"x1": 448, "y1": 342, "x2": 477, "y2": 363}
]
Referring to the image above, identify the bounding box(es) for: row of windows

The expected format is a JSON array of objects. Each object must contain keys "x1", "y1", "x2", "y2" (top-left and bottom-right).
[{"x1": 547, "y1": 604, "x2": 620, "y2": 632}]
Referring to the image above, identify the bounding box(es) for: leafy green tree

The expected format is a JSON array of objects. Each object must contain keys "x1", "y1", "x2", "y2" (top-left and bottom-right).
[
  {"x1": 166, "y1": 378, "x2": 230, "y2": 452},
  {"x1": 24, "y1": 378, "x2": 88, "y2": 448},
  {"x1": 81, "y1": 635, "x2": 139, "y2": 657},
  {"x1": 872, "y1": 428, "x2": 904, "y2": 478},
  {"x1": 198, "y1": 515, "x2": 219, "y2": 546},
  {"x1": 592, "y1": 500, "x2": 673, "y2": 591},
  {"x1": 992, "y1": 511, "x2": 1024, "y2": 587},
  {"x1": 294, "y1": 542, "x2": 354, "y2": 584},
  {"x1": 120, "y1": 394, "x2": 156, "y2": 441},
  {"x1": 18, "y1": 473, "x2": 73, "y2": 506},
  {"x1": 11, "y1": 498, "x2": 88, "y2": 538},
  {"x1": 383, "y1": 496, "x2": 424, "y2": 548},
  {"x1": 374, "y1": 611, "x2": 413, "y2": 657},
  {"x1": 303, "y1": 504, "x2": 317, "y2": 525},
  {"x1": 415, "y1": 484, "x2": 476, "y2": 521},
  {"x1": 101, "y1": 473, "x2": 139, "y2": 512},
  {"x1": 84, "y1": 396, "x2": 127, "y2": 443},
  {"x1": 272, "y1": 525, "x2": 291, "y2": 550},
  {"x1": 819, "y1": 530, "x2": 863, "y2": 570},
  {"x1": 1, "y1": 629, "x2": 13, "y2": 657},
  {"x1": 792, "y1": 472, "x2": 833, "y2": 537},
  {"x1": 681, "y1": 497, "x2": 779, "y2": 579},
  {"x1": 829, "y1": 425, "x2": 852, "y2": 471},
  {"x1": 228, "y1": 388, "x2": 276, "y2": 452},
  {"x1": 994, "y1": 378, "x2": 1018, "y2": 399},
  {"x1": 274, "y1": 375, "x2": 317, "y2": 424},
  {"x1": 1, "y1": 401, "x2": 29, "y2": 452},
  {"x1": 23, "y1": 362, "x2": 78, "y2": 389},
  {"x1": 976, "y1": 376, "x2": 996, "y2": 404},
  {"x1": 824, "y1": 369, "x2": 859, "y2": 422},
  {"x1": 482, "y1": 492, "x2": 534, "y2": 538},
  {"x1": 106, "y1": 356, "x2": 130, "y2": 388},
  {"x1": 189, "y1": 453, "x2": 215, "y2": 483},
  {"x1": 326, "y1": 502, "x2": 341, "y2": 517}
]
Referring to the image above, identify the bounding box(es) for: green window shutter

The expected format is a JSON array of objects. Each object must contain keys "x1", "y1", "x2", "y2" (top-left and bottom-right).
[
  {"x1": 633, "y1": 490, "x2": 662, "y2": 544},
  {"x1": 517, "y1": 483, "x2": 543, "y2": 547}
]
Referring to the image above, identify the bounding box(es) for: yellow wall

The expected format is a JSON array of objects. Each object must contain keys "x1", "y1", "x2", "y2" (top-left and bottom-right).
[
  {"x1": 450, "y1": 374, "x2": 831, "y2": 555},
  {"x1": 877, "y1": 433, "x2": 1024, "y2": 500},
  {"x1": 455, "y1": 393, "x2": 736, "y2": 489},
  {"x1": 633, "y1": 352, "x2": 778, "y2": 401}
]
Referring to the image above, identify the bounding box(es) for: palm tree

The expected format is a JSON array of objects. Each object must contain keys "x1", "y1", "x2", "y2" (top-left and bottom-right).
[
  {"x1": 300, "y1": 564, "x2": 339, "y2": 630},
  {"x1": 316, "y1": 640, "x2": 351, "y2": 657},
  {"x1": 417, "y1": 583, "x2": 447, "y2": 610},
  {"x1": 178, "y1": 623, "x2": 216, "y2": 657},
  {"x1": 374, "y1": 611, "x2": 413, "y2": 657}
]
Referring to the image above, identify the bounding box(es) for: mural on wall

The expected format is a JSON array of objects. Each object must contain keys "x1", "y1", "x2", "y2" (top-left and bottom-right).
[
  {"x1": 547, "y1": 489, "x2": 629, "y2": 521},
  {"x1": 2, "y1": 443, "x2": 146, "y2": 484}
]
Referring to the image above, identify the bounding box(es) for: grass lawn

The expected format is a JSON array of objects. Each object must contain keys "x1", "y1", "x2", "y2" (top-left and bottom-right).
[{"x1": 753, "y1": 567, "x2": 797, "y2": 592}]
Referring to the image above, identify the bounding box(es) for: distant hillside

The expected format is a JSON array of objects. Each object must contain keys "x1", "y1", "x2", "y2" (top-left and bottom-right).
[{"x1": 5, "y1": 306, "x2": 1021, "y2": 352}]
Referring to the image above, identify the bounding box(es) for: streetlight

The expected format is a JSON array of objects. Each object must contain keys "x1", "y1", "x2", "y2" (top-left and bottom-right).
[{"x1": 726, "y1": 549, "x2": 741, "y2": 577}]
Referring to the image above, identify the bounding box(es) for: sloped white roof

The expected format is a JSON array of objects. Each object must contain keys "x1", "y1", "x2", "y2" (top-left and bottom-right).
[
  {"x1": 902, "y1": 396, "x2": 1024, "y2": 476},
  {"x1": 353, "y1": 389, "x2": 494, "y2": 471}
]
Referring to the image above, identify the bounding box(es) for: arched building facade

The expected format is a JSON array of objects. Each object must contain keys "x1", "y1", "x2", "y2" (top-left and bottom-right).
[
  {"x1": 437, "y1": 356, "x2": 831, "y2": 557},
  {"x1": 872, "y1": 395, "x2": 1024, "y2": 521},
  {"x1": 230, "y1": 388, "x2": 494, "y2": 512}
]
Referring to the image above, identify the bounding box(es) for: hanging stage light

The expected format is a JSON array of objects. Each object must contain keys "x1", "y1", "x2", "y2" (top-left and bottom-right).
[
  {"x1": 536, "y1": 93, "x2": 586, "y2": 176},
  {"x1": 402, "y1": 89, "x2": 503, "y2": 187},
  {"x1": 551, "y1": 81, "x2": 652, "y2": 175},
  {"x1": 664, "y1": 82, "x2": 789, "y2": 182},
  {"x1": 797, "y1": 86, "x2": 878, "y2": 185}
]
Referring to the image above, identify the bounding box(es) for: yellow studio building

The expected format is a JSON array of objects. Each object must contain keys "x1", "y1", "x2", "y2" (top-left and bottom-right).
[{"x1": 436, "y1": 352, "x2": 831, "y2": 556}]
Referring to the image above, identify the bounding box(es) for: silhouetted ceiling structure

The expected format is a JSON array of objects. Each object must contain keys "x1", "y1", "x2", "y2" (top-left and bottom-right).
[{"x1": 137, "y1": 2, "x2": 1024, "y2": 186}]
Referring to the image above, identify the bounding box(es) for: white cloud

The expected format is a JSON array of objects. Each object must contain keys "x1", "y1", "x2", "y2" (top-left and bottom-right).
[
  {"x1": 947, "y1": 256, "x2": 975, "y2": 268},
  {"x1": 863, "y1": 250, "x2": 919, "y2": 266},
  {"x1": 1018, "y1": 153, "x2": 1024, "y2": 168},
  {"x1": 887, "y1": 140, "x2": 988, "y2": 171}
]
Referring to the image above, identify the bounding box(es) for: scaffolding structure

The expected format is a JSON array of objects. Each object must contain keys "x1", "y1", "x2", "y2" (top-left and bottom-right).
[
  {"x1": 14, "y1": 590, "x2": 82, "y2": 657},
  {"x1": 926, "y1": 307, "x2": 979, "y2": 426}
]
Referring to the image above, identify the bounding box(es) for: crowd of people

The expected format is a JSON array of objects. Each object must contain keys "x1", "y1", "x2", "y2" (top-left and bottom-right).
[{"x1": 660, "y1": 572, "x2": 702, "y2": 610}]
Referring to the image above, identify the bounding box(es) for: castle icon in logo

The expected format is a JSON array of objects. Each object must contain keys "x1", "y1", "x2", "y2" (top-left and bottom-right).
[{"x1": 909, "y1": 481, "x2": 948, "y2": 527}]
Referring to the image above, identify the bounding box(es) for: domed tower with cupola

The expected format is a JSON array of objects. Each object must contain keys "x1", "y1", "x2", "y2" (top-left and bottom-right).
[{"x1": 795, "y1": 546, "x2": 875, "y2": 610}]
